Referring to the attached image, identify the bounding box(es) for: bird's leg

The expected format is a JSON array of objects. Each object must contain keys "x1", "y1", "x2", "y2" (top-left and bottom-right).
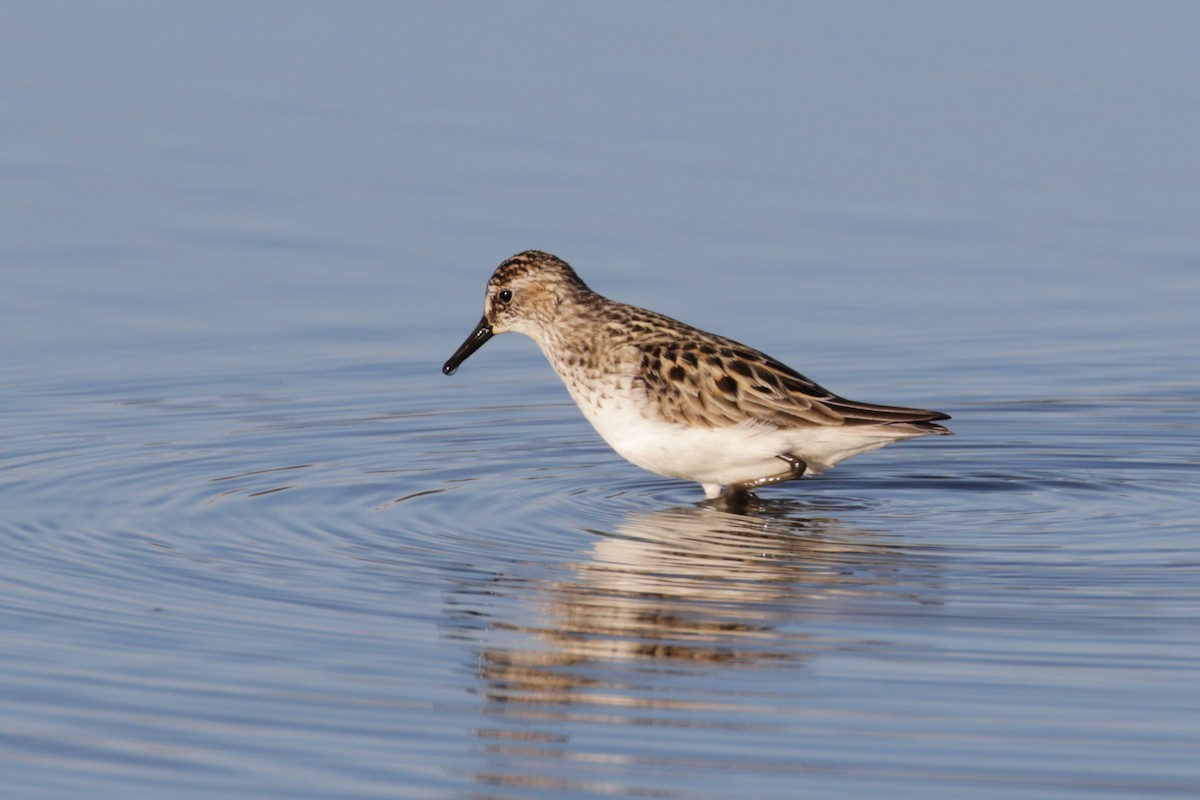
[{"x1": 726, "y1": 454, "x2": 808, "y2": 499}]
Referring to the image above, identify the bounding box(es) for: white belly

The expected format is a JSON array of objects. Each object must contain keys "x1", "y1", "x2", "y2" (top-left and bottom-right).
[
  {"x1": 551, "y1": 356, "x2": 909, "y2": 495},
  {"x1": 564, "y1": 379, "x2": 789, "y2": 486}
]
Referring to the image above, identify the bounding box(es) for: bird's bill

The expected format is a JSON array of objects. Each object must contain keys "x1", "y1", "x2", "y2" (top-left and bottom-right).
[{"x1": 442, "y1": 316, "x2": 494, "y2": 375}]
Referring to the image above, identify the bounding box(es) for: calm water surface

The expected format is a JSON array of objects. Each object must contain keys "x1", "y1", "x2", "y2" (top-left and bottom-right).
[{"x1": 3, "y1": 4, "x2": 1199, "y2": 799}]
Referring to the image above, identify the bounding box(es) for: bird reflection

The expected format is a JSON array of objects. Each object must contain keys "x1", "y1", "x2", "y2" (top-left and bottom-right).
[{"x1": 469, "y1": 498, "x2": 941, "y2": 708}]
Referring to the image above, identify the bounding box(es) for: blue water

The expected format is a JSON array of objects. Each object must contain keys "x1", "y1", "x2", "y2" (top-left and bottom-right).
[{"x1": 3, "y1": 4, "x2": 1198, "y2": 798}]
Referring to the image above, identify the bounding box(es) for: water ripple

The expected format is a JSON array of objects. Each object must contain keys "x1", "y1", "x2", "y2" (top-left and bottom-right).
[{"x1": 3, "y1": 380, "x2": 1199, "y2": 798}]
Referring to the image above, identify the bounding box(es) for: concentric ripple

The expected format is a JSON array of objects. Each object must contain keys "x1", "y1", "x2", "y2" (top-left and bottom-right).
[{"x1": 3, "y1": 365, "x2": 1199, "y2": 798}]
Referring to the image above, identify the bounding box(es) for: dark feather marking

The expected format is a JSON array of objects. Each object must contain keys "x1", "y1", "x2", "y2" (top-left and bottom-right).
[{"x1": 730, "y1": 360, "x2": 754, "y2": 377}]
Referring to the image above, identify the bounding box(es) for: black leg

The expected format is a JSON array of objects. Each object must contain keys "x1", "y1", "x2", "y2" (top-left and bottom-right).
[{"x1": 726, "y1": 454, "x2": 808, "y2": 498}]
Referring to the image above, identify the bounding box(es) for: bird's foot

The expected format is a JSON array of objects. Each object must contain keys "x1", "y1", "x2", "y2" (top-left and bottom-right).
[{"x1": 726, "y1": 454, "x2": 807, "y2": 499}]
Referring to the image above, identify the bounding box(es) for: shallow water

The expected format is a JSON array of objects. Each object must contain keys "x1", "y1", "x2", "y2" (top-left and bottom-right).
[{"x1": 3, "y1": 4, "x2": 1199, "y2": 799}]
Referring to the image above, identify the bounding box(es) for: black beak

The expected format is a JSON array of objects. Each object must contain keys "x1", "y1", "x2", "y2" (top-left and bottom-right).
[{"x1": 442, "y1": 316, "x2": 494, "y2": 375}]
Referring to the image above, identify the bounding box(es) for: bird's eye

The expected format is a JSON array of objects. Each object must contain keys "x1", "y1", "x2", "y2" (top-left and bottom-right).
[{"x1": 497, "y1": 289, "x2": 513, "y2": 304}]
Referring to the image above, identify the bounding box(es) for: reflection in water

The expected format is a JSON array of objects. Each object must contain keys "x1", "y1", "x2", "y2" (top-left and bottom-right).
[{"x1": 454, "y1": 501, "x2": 944, "y2": 794}]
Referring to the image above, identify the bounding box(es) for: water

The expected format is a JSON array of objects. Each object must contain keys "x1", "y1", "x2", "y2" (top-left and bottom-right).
[{"x1": 3, "y1": 4, "x2": 1199, "y2": 798}]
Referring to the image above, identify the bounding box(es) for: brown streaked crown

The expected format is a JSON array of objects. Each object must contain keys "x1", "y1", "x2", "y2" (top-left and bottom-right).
[{"x1": 488, "y1": 250, "x2": 590, "y2": 293}]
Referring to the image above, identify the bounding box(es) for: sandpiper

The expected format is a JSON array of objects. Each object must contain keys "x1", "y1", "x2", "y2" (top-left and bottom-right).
[{"x1": 443, "y1": 251, "x2": 950, "y2": 499}]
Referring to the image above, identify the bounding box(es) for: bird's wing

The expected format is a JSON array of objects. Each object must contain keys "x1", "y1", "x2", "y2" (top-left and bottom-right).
[{"x1": 636, "y1": 334, "x2": 948, "y2": 431}]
